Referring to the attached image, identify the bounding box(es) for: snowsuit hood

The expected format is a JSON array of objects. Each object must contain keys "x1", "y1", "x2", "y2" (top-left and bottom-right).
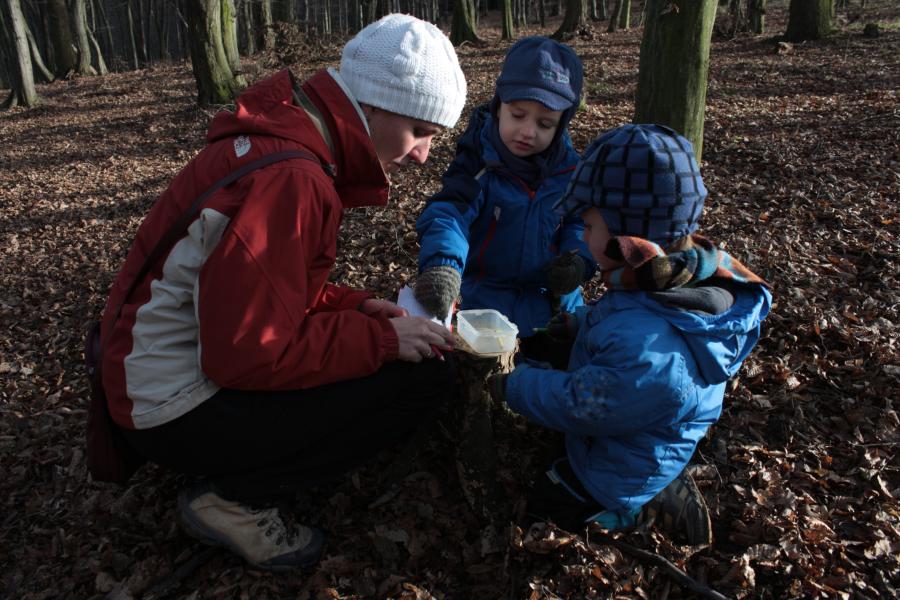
[{"x1": 208, "y1": 69, "x2": 389, "y2": 209}]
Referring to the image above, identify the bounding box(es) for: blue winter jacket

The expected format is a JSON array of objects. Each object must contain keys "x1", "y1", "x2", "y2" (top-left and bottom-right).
[
  {"x1": 416, "y1": 105, "x2": 595, "y2": 336},
  {"x1": 505, "y1": 282, "x2": 772, "y2": 514}
]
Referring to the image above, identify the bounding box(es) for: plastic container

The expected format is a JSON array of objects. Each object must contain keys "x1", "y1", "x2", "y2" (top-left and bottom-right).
[{"x1": 456, "y1": 309, "x2": 518, "y2": 355}]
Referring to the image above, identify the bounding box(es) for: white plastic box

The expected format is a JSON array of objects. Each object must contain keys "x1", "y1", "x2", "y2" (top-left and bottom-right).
[{"x1": 456, "y1": 309, "x2": 518, "y2": 355}]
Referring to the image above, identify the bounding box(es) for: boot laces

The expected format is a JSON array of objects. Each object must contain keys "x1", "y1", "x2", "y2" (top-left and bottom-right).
[{"x1": 248, "y1": 506, "x2": 297, "y2": 547}]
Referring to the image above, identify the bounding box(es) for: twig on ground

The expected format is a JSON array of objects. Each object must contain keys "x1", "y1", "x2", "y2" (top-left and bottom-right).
[
  {"x1": 140, "y1": 546, "x2": 219, "y2": 600},
  {"x1": 588, "y1": 527, "x2": 731, "y2": 600}
]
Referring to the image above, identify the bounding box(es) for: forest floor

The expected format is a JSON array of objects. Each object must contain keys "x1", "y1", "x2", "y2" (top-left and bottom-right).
[{"x1": 1, "y1": 2, "x2": 898, "y2": 599}]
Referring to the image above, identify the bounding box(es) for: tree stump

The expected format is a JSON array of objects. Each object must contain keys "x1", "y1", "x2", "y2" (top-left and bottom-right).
[{"x1": 453, "y1": 335, "x2": 516, "y2": 554}]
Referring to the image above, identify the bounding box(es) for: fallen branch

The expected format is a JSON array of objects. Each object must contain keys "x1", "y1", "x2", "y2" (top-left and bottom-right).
[
  {"x1": 140, "y1": 546, "x2": 219, "y2": 600},
  {"x1": 588, "y1": 527, "x2": 730, "y2": 600}
]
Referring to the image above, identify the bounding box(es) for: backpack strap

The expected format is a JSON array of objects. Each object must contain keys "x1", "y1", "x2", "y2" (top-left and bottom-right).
[{"x1": 105, "y1": 149, "x2": 327, "y2": 342}]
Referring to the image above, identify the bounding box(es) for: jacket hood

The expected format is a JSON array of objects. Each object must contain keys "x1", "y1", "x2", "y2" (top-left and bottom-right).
[
  {"x1": 207, "y1": 69, "x2": 388, "y2": 209},
  {"x1": 612, "y1": 283, "x2": 772, "y2": 385}
]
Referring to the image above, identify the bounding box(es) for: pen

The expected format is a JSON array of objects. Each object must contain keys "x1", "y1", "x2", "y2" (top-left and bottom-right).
[{"x1": 429, "y1": 344, "x2": 446, "y2": 362}]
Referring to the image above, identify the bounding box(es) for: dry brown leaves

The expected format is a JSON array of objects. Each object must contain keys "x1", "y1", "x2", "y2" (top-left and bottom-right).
[{"x1": 1, "y1": 2, "x2": 898, "y2": 599}]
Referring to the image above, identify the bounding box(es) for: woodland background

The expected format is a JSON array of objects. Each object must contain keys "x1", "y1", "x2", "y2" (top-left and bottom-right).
[{"x1": 1, "y1": 1, "x2": 899, "y2": 599}]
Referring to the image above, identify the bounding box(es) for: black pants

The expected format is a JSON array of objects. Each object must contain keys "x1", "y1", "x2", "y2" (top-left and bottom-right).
[
  {"x1": 122, "y1": 358, "x2": 456, "y2": 504},
  {"x1": 526, "y1": 456, "x2": 608, "y2": 532}
]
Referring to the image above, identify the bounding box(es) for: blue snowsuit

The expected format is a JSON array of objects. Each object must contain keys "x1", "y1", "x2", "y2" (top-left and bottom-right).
[
  {"x1": 506, "y1": 282, "x2": 772, "y2": 516},
  {"x1": 416, "y1": 104, "x2": 596, "y2": 336}
]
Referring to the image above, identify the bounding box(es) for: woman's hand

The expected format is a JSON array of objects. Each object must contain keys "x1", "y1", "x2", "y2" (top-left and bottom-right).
[{"x1": 389, "y1": 316, "x2": 455, "y2": 362}]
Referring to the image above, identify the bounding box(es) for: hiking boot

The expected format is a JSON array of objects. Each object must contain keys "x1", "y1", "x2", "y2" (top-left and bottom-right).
[
  {"x1": 177, "y1": 483, "x2": 325, "y2": 571},
  {"x1": 637, "y1": 470, "x2": 712, "y2": 546}
]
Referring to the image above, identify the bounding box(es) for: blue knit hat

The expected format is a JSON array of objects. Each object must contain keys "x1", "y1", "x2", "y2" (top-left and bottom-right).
[
  {"x1": 496, "y1": 37, "x2": 583, "y2": 111},
  {"x1": 554, "y1": 124, "x2": 707, "y2": 245}
]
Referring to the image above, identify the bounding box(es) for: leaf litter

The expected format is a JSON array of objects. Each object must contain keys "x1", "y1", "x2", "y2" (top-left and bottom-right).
[{"x1": 1, "y1": 3, "x2": 898, "y2": 599}]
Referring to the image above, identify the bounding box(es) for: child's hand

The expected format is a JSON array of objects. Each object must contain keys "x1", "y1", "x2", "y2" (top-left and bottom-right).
[
  {"x1": 543, "y1": 252, "x2": 588, "y2": 295},
  {"x1": 546, "y1": 312, "x2": 579, "y2": 340},
  {"x1": 487, "y1": 373, "x2": 508, "y2": 404},
  {"x1": 415, "y1": 266, "x2": 461, "y2": 320}
]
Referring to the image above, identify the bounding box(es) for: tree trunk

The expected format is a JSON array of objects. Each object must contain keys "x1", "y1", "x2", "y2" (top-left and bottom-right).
[
  {"x1": 607, "y1": 0, "x2": 620, "y2": 31},
  {"x1": 501, "y1": 0, "x2": 514, "y2": 39},
  {"x1": 175, "y1": 2, "x2": 189, "y2": 59},
  {"x1": 261, "y1": 0, "x2": 275, "y2": 50},
  {"x1": 785, "y1": 0, "x2": 831, "y2": 41},
  {"x1": 221, "y1": 0, "x2": 240, "y2": 73},
  {"x1": 136, "y1": 0, "x2": 148, "y2": 64},
  {"x1": 553, "y1": 0, "x2": 585, "y2": 38},
  {"x1": 634, "y1": 0, "x2": 717, "y2": 161},
  {"x1": 86, "y1": 9, "x2": 107, "y2": 73},
  {"x1": 44, "y1": 0, "x2": 76, "y2": 78},
  {"x1": 3, "y1": 0, "x2": 39, "y2": 108},
  {"x1": 450, "y1": 0, "x2": 478, "y2": 45},
  {"x1": 748, "y1": 0, "x2": 766, "y2": 33},
  {"x1": 126, "y1": 0, "x2": 140, "y2": 69},
  {"x1": 239, "y1": 0, "x2": 254, "y2": 55},
  {"x1": 453, "y1": 344, "x2": 516, "y2": 555},
  {"x1": 95, "y1": 0, "x2": 117, "y2": 66},
  {"x1": 25, "y1": 18, "x2": 54, "y2": 82},
  {"x1": 617, "y1": 0, "x2": 630, "y2": 28},
  {"x1": 185, "y1": 0, "x2": 245, "y2": 105},
  {"x1": 72, "y1": 0, "x2": 95, "y2": 74}
]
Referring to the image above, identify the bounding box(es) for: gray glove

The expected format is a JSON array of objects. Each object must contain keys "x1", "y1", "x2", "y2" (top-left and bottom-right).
[
  {"x1": 415, "y1": 266, "x2": 461, "y2": 320},
  {"x1": 543, "y1": 252, "x2": 588, "y2": 295}
]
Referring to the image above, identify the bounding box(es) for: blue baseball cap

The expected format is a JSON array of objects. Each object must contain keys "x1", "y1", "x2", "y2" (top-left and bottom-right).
[{"x1": 496, "y1": 37, "x2": 583, "y2": 111}]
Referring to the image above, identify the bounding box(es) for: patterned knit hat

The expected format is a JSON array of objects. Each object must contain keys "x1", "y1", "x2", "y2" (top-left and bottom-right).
[
  {"x1": 339, "y1": 14, "x2": 467, "y2": 128},
  {"x1": 554, "y1": 124, "x2": 707, "y2": 245},
  {"x1": 496, "y1": 36, "x2": 583, "y2": 111}
]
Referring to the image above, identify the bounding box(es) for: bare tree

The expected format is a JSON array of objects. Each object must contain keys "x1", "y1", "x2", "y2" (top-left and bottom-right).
[
  {"x1": 185, "y1": 0, "x2": 246, "y2": 105},
  {"x1": 617, "y1": 0, "x2": 631, "y2": 29},
  {"x1": 238, "y1": 0, "x2": 254, "y2": 55},
  {"x1": 72, "y1": 0, "x2": 96, "y2": 74},
  {"x1": 785, "y1": 0, "x2": 832, "y2": 41},
  {"x1": 748, "y1": 0, "x2": 767, "y2": 34},
  {"x1": 2, "y1": 0, "x2": 39, "y2": 108},
  {"x1": 24, "y1": 17, "x2": 54, "y2": 82},
  {"x1": 261, "y1": 0, "x2": 275, "y2": 50},
  {"x1": 634, "y1": 0, "x2": 717, "y2": 161},
  {"x1": 221, "y1": 0, "x2": 240, "y2": 72},
  {"x1": 44, "y1": 0, "x2": 76, "y2": 77},
  {"x1": 126, "y1": 0, "x2": 141, "y2": 68},
  {"x1": 450, "y1": 0, "x2": 479, "y2": 45},
  {"x1": 501, "y1": 0, "x2": 514, "y2": 39},
  {"x1": 554, "y1": 0, "x2": 586, "y2": 39},
  {"x1": 607, "y1": 0, "x2": 621, "y2": 31}
]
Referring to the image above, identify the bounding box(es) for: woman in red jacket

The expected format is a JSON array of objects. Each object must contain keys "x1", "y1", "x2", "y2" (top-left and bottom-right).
[{"x1": 99, "y1": 14, "x2": 466, "y2": 570}]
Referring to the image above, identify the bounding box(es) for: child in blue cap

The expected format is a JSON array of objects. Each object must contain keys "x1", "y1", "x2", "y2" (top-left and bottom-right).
[
  {"x1": 415, "y1": 37, "x2": 596, "y2": 362},
  {"x1": 488, "y1": 124, "x2": 772, "y2": 544}
]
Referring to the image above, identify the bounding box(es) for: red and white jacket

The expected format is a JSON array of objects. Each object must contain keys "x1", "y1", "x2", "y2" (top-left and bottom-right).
[{"x1": 100, "y1": 69, "x2": 399, "y2": 430}]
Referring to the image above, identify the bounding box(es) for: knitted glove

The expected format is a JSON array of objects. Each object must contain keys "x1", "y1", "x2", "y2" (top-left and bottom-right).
[
  {"x1": 546, "y1": 312, "x2": 579, "y2": 341},
  {"x1": 415, "y1": 266, "x2": 461, "y2": 320},
  {"x1": 487, "y1": 373, "x2": 508, "y2": 404},
  {"x1": 543, "y1": 252, "x2": 588, "y2": 295}
]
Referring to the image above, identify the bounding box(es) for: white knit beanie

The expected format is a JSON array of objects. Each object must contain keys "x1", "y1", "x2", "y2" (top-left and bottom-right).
[{"x1": 339, "y1": 14, "x2": 467, "y2": 129}]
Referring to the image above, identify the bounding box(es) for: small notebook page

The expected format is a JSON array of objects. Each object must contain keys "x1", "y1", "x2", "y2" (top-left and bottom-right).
[{"x1": 397, "y1": 285, "x2": 452, "y2": 330}]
